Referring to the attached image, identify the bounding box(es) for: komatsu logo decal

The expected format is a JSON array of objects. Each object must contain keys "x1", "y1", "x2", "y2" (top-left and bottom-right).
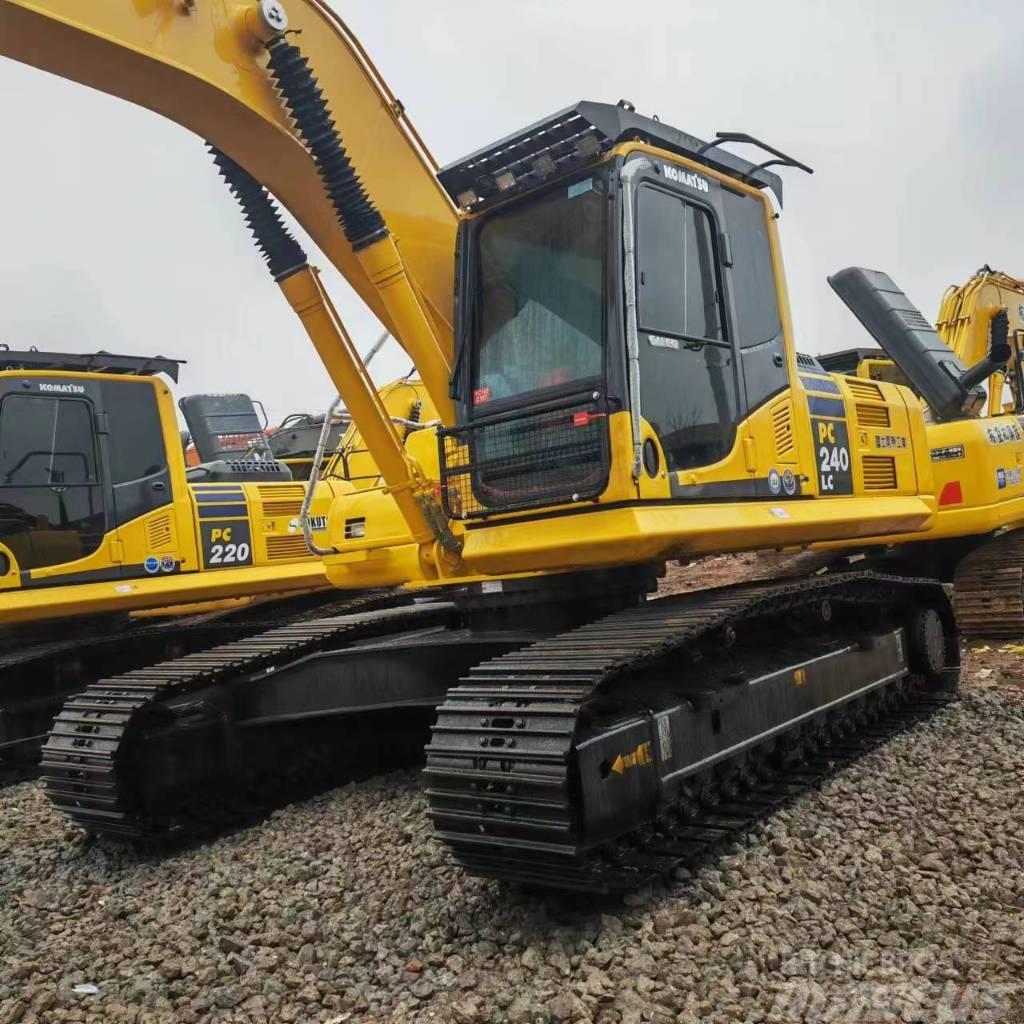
[
  {"x1": 38, "y1": 382, "x2": 85, "y2": 394},
  {"x1": 662, "y1": 165, "x2": 710, "y2": 193}
]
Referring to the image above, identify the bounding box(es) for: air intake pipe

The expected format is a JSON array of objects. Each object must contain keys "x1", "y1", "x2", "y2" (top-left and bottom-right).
[{"x1": 828, "y1": 268, "x2": 974, "y2": 421}]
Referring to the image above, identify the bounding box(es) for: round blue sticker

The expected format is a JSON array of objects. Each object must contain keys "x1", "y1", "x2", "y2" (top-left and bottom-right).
[
  {"x1": 768, "y1": 469, "x2": 782, "y2": 496},
  {"x1": 782, "y1": 469, "x2": 797, "y2": 496},
  {"x1": 143, "y1": 556, "x2": 161, "y2": 574}
]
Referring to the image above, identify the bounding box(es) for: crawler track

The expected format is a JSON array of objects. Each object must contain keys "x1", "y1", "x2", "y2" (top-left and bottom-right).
[
  {"x1": 41, "y1": 591, "x2": 450, "y2": 839},
  {"x1": 425, "y1": 572, "x2": 958, "y2": 892},
  {"x1": 0, "y1": 590, "x2": 380, "y2": 770},
  {"x1": 953, "y1": 529, "x2": 1024, "y2": 638}
]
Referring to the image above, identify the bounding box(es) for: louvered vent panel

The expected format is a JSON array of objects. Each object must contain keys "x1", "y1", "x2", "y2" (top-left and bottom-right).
[
  {"x1": 257, "y1": 484, "x2": 306, "y2": 518},
  {"x1": 846, "y1": 379, "x2": 884, "y2": 402},
  {"x1": 145, "y1": 513, "x2": 174, "y2": 551},
  {"x1": 862, "y1": 455, "x2": 898, "y2": 490},
  {"x1": 856, "y1": 403, "x2": 891, "y2": 428},
  {"x1": 771, "y1": 401, "x2": 795, "y2": 459},
  {"x1": 265, "y1": 535, "x2": 310, "y2": 560}
]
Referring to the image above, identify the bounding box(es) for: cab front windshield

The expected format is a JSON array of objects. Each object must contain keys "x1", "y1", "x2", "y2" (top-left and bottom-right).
[{"x1": 471, "y1": 170, "x2": 607, "y2": 408}]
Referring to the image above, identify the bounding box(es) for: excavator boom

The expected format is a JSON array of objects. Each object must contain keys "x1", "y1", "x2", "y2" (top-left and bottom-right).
[{"x1": 0, "y1": 0, "x2": 457, "y2": 403}]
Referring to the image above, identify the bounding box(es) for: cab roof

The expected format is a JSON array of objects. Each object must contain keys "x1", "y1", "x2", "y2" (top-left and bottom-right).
[
  {"x1": 0, "y1": 348, "x2": 182, "y2": 382},
  {"x1": 439, "y1": 100, "x2": 787, "y2": 213}
]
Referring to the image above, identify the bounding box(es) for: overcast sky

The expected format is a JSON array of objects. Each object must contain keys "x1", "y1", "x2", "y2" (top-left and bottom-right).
[{"x1": 1, "y1": 0, "x2": 1021, "y2": 423}]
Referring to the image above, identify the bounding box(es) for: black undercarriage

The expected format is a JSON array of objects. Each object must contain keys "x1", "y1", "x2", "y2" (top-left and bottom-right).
[
  {"x1": 34, "y1": 565, "x2": 958, "y2": 894},
  {"x1": 426, "y1": 572, "x2": 956, "y2": 890}
]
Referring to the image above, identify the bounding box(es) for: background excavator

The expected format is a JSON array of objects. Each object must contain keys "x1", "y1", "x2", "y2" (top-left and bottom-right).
[
  {"x1": 2, "y1": 0, "x2": 1021, "y2": 893},
  {"x1": 0, "y1": 342, "x2": 431, "y2": 768}
]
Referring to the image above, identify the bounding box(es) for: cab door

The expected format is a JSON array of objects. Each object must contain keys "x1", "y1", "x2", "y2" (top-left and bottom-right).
[
  {"x1": 631, "y1": 163, "x2": 794, "y2": 495},
  {"x1": 97, "y1": 379, "x2": 174, "y2": 578},
  {"x1": 633, "y1": 179, "x2": 739, "y2": 474},
  {"x1": 0, "y1": 377, "x2": 109, "y2": 580}
]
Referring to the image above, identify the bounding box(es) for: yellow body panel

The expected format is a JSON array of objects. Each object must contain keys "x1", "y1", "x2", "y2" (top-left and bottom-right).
[{"x1": 0, "y1": 560, "x2": 328, "y2": 627}]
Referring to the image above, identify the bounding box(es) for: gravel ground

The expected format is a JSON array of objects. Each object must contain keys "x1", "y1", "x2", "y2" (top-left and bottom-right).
[
  {"x1": 2, "y1": 686, "x2": 1023, "y2": 1023},
  {"x1": 2, "y1": 566, "x2": 1024, "y2": 1024}
]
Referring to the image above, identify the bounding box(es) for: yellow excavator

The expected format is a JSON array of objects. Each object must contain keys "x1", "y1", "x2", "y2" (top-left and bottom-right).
[
  {"x1": 0, "y1": 342, "x2": 433, "y2": 766},
  {"x1": 3, "y1": 1, "x2": 1023, "y2": 892}
]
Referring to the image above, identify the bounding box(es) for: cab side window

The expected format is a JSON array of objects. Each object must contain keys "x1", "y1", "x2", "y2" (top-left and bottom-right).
[
  {"x1": 0, "y1": 395, "x2": 97, "y2": 486},
  {"x1": 103, "y1": 381, "x2": 167, "y2": 483},
  {"x1": 0, "y1": 394, "x2": 105, "y2": 570},
  {"x1": 635, "y1": 183, "x2": 738, "y2": 472},
  {"x1": 101, "y1": 381, "x2": 171, "y2": 525},
  {"x1": 720, "y1": 187, "x2": 786, "y2": 410}
]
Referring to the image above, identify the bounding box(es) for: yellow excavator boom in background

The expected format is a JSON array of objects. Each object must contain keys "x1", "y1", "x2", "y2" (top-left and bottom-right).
[{"x1": 936, "y1": 267, "x2": 1024, "y2": 418}]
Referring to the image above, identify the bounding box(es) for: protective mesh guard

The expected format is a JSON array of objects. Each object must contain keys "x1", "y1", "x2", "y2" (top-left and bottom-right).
[{"x1": 439, "y1": 394, "x2": 610, "y2": 520}]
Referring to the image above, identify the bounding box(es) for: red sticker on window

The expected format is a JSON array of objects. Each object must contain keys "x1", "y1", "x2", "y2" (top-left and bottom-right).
[{"x1": 473, "y1": 387, "x2": 492, "y2": 405}]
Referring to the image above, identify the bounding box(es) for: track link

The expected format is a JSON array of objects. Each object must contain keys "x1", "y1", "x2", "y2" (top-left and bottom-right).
[
  {"x1": 953, "y1": 529, "x2": 1024, "y2": 637},
  {"x1": 41, "y1": 591, "x2": 445, "y2": 839},
  {"x1": 0, "y1": 590, "x2": 384, "y2": 766},
  {"x1": 425, "y1": 572, "x2": 958, "y2": 892}
]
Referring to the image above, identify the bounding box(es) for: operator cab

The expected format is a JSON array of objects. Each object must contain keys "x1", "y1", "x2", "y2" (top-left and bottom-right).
[
  {"x1": 0, "y1": 348, "x2": 182, "y2": 576},
  {"x1": 439, "y1": 102, "x2": 806, "y2": 519}
]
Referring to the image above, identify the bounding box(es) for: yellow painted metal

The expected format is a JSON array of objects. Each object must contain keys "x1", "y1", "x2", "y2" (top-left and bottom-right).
[
  {"x1": 354, "y1": 237, "x2": 454, "y2": 424},
  {"x1": 328, "y1": 377, "x2": 437, "y2": 488},
  {"x1": 0, "y1": 0, "x2": 458, "y2": 359},
  {"x1": 0, "y1": 558, "x2": 329, "y2": 626},
  {"x1": 276, "y1": 266, "x2": 448, "y2": 558},
  {"x1": 936, "y1": 269, "x2": 1024, "y2": 416}
]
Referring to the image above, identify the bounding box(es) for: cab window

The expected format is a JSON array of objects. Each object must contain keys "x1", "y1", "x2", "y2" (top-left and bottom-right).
[
  {"x1": 635, "y1": 183, "x2": 738, "y2": 472},
  {"x1": 638, "y1": 187, "x2": 724, "y2": 343},
  {"x1": 720, "y1": 187, "x2": 787, "y2": 410},
  {"x1": 0, "y1": 395, "x2": 98, "y2": 485},
  {"x1": 0, "y1": 394, "x2": 105, "y2": 570}
]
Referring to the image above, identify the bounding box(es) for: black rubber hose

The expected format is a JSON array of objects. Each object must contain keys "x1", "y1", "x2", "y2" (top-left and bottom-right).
[
  {"x1": 209, "y1": 145, "x2": 308, "y2": 281},
  {"x1": 266, "y1": 37, "x2": 388, "y2": 251}
]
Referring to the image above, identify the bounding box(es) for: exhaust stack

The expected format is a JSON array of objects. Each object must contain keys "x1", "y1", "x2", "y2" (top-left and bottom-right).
[{"x1": 828, "y1": 267, "x2": 971, "y2": 421}]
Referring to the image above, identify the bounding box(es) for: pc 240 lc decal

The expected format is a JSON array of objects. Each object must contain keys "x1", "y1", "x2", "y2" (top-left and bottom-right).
[{"x1": 815, "y1": 419, "x2": 853, "y2": 495}]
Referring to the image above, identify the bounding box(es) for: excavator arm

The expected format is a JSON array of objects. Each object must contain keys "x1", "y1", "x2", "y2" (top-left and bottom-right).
[{"x1": 0, "y1": 0, "x2": 457, "y2": 417}]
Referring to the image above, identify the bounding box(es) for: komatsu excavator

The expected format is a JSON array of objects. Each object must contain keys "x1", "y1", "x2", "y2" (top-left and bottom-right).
[
  {"x1": 3, "y1": 0, "x2": 1022, "y2": 893},
  {"x1": 0, "y1": 343, "x2": 433, "y2": 766}
]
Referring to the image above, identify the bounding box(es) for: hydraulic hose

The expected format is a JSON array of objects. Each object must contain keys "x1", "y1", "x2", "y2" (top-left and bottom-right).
[
  {"x1": 263, "y1": 35, "x2": 455, "y2": 423},
  {"x1": 209, "y1": 146, "x2": 308, "y2": 279},
  {"x1": 266, "y1": 38, "x2": 387, "y2": 251}
]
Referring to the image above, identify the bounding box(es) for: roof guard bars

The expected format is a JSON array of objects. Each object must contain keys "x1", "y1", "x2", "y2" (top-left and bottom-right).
[{"x1": 697, "y1": 132, "x2": 814, "y2": 183}]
